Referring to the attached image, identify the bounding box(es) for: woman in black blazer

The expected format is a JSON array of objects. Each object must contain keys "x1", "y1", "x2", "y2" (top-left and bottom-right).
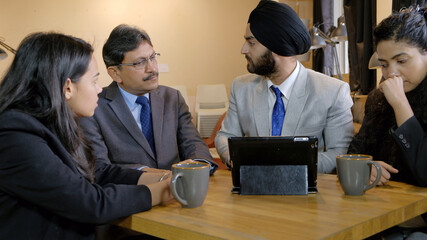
[
  {"x1": 348, "y1": 6, "x2": 427, "y2": 187},
  {"x1": 348, "y1": 6, "x2": 427, "y2": 237},
  {"x1": 0, "y1": 32, "x2": 173, "y2": 239}
]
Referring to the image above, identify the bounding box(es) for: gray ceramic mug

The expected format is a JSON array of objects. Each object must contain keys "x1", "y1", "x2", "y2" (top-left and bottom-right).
[
  {"x1": 170, "y1": 162, "x2": 210, "y2": 208},
  {"x1": 336, "y1": 154, "x2": 382, "y2": 196}
]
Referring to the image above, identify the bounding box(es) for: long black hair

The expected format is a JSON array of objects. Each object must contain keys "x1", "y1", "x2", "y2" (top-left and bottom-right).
[{"x1": 0, "y1": 32, "x2": 96, "y2": 182}]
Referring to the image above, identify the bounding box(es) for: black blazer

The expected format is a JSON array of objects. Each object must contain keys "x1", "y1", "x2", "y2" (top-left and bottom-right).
[
  {"x1": 0, "y1": 111, "x2": 151, "y2": 240},
  {"x1": 349, "y1": 113, "x2": 427, "y2": 186},
  {"x1": 391, "y1": 116, "x2": 427, "y2": 186}
]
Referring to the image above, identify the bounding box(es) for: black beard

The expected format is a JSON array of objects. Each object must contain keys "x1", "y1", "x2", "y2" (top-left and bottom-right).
[{"x1": 246, "y1": 50, "x2": 276, "y2": 77}]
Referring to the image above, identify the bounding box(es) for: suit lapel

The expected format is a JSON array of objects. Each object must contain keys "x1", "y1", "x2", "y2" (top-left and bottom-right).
[
  {"x1": 105, "y1": 83, "x2": 156, "y2": 159},
  {"x1": 283, "y1": 64, "x2": 309, "y2": 136},
  {"x1": 149, "y1": 88, "x2": 164, "y2": 155},
  {"x1": 253, "y1": 79, "x2": 270, "y2": 136}
]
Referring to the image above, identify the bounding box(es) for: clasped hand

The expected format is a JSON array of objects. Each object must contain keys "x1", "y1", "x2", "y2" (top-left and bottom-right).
[
  {"x1": 136, "y1": 159, "x2": 196, "y2": 206},
  {"x1": 136, "y1": 169, "x2": 173, "y2": 206}
]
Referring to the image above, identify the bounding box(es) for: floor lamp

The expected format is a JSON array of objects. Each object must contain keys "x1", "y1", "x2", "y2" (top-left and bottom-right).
[
  {"x1": 0, "y1": 38, "x2": 17, "y2": 60},
  {"x1": 310, "y1": 16, "x2": 347, "y2": 80}
]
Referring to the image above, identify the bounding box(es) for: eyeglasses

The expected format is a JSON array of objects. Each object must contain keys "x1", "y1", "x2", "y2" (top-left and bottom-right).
[{"x1": 116, "y1": 52, "x2": 160, "y2": 70}]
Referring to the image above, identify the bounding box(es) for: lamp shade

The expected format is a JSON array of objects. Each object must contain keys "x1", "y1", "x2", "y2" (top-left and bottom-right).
[
  {"x1": 330, "y1": 15, "x2": 347, "y2": 42},
  {"x1": 0, "y1": 48, "x2": 7, "y2": 60},
  {"x1": 310, "y1": 27, "x2": 327, "y2": 49},
  {"x1": 368, "y1": 52, "x2": 381, "y2": 69}
]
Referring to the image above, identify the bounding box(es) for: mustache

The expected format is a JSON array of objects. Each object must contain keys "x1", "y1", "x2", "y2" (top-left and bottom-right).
[
  {"x1": 245, "y1": 55, "x2": 254, "y2": 65},
  {"x1": 143, "y1": 72, "x2": 159, "y2": 81}
]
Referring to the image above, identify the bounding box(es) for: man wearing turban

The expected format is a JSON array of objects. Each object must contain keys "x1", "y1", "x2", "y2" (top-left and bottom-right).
[{"x1": 215, "y1": 0, "x2": 354, "y2": 173}]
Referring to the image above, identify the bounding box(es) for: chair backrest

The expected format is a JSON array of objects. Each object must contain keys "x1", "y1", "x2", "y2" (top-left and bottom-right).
[
  {"x1": 203, "y1": 112, "x2": 227, "y2": 148},
  {"x1": 196, "y1": 84, "x2": 228, "y2": 111},
  {"x1": 170, "y1": 85, "x2": 189, "y2": 104}
]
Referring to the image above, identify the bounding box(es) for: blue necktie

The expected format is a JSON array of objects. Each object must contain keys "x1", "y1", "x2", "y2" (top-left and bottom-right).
[
  {"x1": 136, "y1": 96, "x2": 155, "y2": 155},
  {"x1": 271, "y1": 86, "x2": 285, "y2": 136}
]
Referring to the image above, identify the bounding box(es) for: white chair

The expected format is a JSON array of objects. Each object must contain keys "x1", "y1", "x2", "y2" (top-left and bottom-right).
[
  {"x1": 195, "y1": 84, "x2": 228, "y2": 138},
  {"x1": 170, "y1": 85, "x2": 200, "y2": 125},
  {"x1": 169, "y1": 85, "x2": 189, "y2": 104}
]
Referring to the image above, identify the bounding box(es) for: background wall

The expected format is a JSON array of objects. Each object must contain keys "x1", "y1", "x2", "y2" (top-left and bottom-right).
[
  {"x1": 0, "y1": 0, "x2": 262, "y2": 96},
  {"x1": 1, "y1": 0, "x2": 390, "y2": 97},
  {"x1": 376, "y1": 0, "x2": 393, "y2": 85}
]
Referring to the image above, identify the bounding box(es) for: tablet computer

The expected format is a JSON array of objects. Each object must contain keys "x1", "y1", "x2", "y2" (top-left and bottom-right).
[{"x1": 228, "y1": 136, "x2": 318, "y2": 193}]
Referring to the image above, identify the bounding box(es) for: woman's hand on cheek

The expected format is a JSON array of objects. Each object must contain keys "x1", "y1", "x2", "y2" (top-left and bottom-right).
[
  {"x1": 378, "y1": 76, "x2": 406, "y2": 107},
  {"x1": 378, "y1": 76, "x2": 414, "y2": 126}
]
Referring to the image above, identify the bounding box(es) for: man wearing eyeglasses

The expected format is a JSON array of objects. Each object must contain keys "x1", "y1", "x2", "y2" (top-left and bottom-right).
[{"x1": 80, "y1": 24, "x2": 217, "y2": 176}]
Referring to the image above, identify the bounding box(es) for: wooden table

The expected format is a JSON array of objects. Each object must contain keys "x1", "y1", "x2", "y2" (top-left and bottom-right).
[{"x1": 115, "y1": 170, "x2": 427, "y2": 239}]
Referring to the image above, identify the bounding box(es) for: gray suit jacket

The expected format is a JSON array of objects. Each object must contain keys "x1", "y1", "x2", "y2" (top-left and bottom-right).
[
  {"x1": 215, "y1": 65, "x2": 354, "y2": 173},
  {"x1": 80, "y1": 82, "x2": 214, "y2": 170}
]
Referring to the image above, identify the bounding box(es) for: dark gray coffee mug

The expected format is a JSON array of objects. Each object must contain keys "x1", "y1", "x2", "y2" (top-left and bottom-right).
[
  {"x1": 336, "y1": 154, "x2": 381, "y2": 196},
  {"x1": 170, "y1": 162, "x2": 210, "y2": 208}
]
